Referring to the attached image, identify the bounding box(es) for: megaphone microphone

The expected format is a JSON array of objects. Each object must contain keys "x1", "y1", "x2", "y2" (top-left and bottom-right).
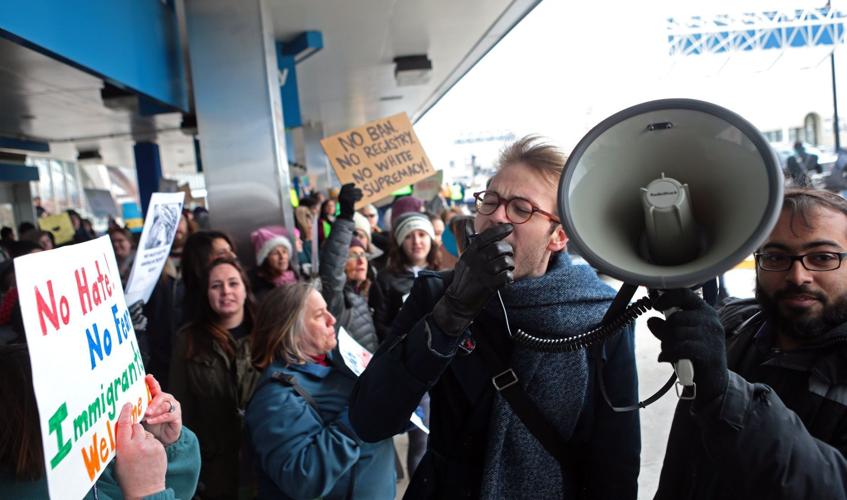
[{"x1": 509, "y1": 98, "x2": 784, "y2": 409}]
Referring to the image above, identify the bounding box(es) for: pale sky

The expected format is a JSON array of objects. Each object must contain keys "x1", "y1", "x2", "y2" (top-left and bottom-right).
[{"x1": 417, "y1": 0, "x2": 846, "y2": 180}]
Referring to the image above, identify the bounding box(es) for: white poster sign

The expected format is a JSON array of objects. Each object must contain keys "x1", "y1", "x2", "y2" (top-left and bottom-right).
[
  {"x1": 15, "y1": 236, "x2": 148, "y2": 500},
  {"x1": 124, "y1": 192, "x2": 185, "y2": 305},
  {"x1": 337, "y1": 327, "x2": 428, "y2": 433}
]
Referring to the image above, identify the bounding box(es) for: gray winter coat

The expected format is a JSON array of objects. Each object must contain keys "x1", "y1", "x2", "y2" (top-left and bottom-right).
[{"x1": 320, "y1": 217, "x2": 380, "y2": 352}]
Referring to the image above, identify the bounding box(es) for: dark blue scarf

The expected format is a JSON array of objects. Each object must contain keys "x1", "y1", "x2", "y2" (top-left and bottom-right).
[{"x1": 481, "y1": 253, "x2": 617, "y2": 499}]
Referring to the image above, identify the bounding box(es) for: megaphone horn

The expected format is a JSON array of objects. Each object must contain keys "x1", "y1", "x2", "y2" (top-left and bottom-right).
[
  {"x1": 509, "y1": 98, "x2": 783, "y2": 408},
  {"x1": 560, "y1": 98, "x2": 783, "y2": 290}
]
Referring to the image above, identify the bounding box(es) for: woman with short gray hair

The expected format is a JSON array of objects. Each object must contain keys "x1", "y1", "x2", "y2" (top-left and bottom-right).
[{"x1": 246, "y1": 282, "x2": 395, "y2": 499}]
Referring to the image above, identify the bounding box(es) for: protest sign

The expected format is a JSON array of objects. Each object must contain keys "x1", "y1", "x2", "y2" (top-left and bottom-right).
[
  {"x1": 38, "y1": 213, "x2": 75, "y2": 245},
  {"x1": 413, "y1": 169, "x2": 444, "y2": 201},
  {"x1": 337, "y1": 326, "x2": 373, "y2": 376},
  {"x1": 337, "y1": 327, "x2": 428, "y2": 433},
  {"x1": 320, "y1": 112, "x2": 435, "y2": 207},
  {"x1": 15, "y1": 236, "x2": 148, "y2": 500},
  {"x1": 124, "y1": 192, "x2": 185, "y2": 305}
]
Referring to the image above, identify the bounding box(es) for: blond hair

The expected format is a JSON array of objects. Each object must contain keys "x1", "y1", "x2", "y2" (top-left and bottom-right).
[{"x1": 497, "y1": 135, "x2": 566, "y2": 185}]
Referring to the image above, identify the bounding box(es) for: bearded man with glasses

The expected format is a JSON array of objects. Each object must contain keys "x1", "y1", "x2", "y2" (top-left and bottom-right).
[
  {"x1": 350, "y1": 136, "x2": 640, "y2": 499},
  {"x1": 654, "y1": 188, "x2": 847, "y2": 499}
]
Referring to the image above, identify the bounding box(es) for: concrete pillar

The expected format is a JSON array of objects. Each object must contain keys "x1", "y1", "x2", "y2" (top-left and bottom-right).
[{"x1": 184, "y1": 0, "x2": 295, "y2": 266}]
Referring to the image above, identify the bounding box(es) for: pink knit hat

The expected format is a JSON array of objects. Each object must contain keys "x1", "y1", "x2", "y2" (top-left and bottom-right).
[{"x1": 251, "y1": 226, "x2": 293, "y2": 265}]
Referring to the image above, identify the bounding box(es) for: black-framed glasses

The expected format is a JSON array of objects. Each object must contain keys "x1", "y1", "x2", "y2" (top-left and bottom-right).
[
  {"x1": 754, "y1": 252, "x2": 847, "y2": 272},
  {"x1": 473, "y1": 190, "x2": 560, "y2": 224}
]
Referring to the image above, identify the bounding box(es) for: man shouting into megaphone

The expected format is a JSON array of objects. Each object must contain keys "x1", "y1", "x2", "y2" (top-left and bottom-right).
[
  {"x1": 653, "y1": 188, "x2": 847, "y2": 499},
  {"x1": 350, "y1": 136, "x2": 640, "y2": 499}
]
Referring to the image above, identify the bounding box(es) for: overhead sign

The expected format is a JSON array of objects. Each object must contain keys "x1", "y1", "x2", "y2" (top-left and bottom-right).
[
  {"x1": 38, "y1": 213, "x2": 75, "y2": 245},
  {"x1": 124, "y1": 192, "x2": 185, "y2": 305},
  {"x1": 320, "y1": 112, "x2": 436, "y2": 207},
  {"x1": 15, "y1": 236, "x2": 148, "y2": 500}
]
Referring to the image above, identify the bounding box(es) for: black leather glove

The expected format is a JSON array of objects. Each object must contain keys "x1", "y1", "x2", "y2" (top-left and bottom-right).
[
  {"x1": 129, "y1": 300, "x2": 148, "y2": 333},
  {"x1": 338, "y1": 183, "x2": 362, "y2": 220},
  {"x1": 647, "y1": 289, "x2": 728, "y2": 406},
  {"x1": 431, "y1": 224, "x2": 515, "y2": 336}
]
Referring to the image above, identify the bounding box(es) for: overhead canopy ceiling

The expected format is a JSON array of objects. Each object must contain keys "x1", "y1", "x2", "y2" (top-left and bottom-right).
[
  {"x1": 0, "y1": 0, "x2": 540, "y2": 174},
  {"x1": 271, "y1": 0, "x2": 540, "y2": 137},
  {"x1": 0, "y1": 35, "x2": 194, "y2": 171}
]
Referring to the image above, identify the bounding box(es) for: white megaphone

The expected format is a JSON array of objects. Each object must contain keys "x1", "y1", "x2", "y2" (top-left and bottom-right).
[{"x1": 511, "y1": 99, "x2": 783, "y2": 407}]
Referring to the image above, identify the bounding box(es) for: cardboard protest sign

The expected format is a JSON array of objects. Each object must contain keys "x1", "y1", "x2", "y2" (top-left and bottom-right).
[
  {"x1": 38, "y1": 213, "x2": 75, "y2": 245},
  {"x1": 337, "y1": 327, "x2": 428, "y2": 433},
  {"x1": 413, "y1": 169, "x2": 444, "y2": 201},
  {"x1": 320, "y1": 112, "x2": 436, "y2": 207},
  {"x1": 124, "y1": 192, "x2": 185, "y2": 305},
  {"x1": 15, "y1": 236, "x2": 148, "y2": 500}
]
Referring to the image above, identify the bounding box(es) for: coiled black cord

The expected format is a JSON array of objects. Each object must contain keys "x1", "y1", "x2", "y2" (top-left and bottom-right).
[{"x1": 504, "y1": 294, "x2": 654, "y2": 353}]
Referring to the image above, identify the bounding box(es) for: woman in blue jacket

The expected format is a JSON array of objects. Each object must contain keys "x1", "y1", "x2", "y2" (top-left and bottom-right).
[{"x1": 246, "y1": 282, "x2": 395, "y2": 500}]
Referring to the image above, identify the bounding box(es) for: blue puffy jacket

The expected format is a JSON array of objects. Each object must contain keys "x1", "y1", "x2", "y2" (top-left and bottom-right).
[{"x1": 245, "y1": 355, "x2": 395, "y2": 499}]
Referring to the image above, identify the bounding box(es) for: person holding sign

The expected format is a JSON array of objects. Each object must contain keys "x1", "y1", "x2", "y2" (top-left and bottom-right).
[
  {"x1": 0, "y1": 344, "x2": 201, "y2": 499},
  {"x1": 319, "y1": 183, "x2": 379, "y2": 353},
  {"x1": 246, "y1": 283, "x2": 396, "y2": 499},
  {"x1": 109, "y1": 227, "x2": 136, "y2": 287},
  {"x1": 170, "y1": 257, "x2": 260, "y2": 500}
]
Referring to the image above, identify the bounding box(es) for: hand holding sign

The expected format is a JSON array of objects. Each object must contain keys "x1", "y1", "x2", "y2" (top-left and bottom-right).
[
  {"x1": 114, "y1": 403, "x2": 166, "y2": 499},
  {"x1": 15, "y1": 236, "x2": 149, "y2": 499},
  {"x1": 143, "y1": 375, "x2": 182, "y2": 446}
]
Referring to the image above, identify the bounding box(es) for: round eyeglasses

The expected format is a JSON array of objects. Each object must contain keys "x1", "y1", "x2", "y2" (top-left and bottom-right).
[
  {"x1": 473, "y1": 190, "x2": 560, "y2": 225},
  {"x1": 754, "y1": 252, "x2": 847, "y2": 272}
]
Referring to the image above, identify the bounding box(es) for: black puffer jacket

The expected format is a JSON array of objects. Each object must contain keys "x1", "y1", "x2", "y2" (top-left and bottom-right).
[
  {"x1": 655, "y1": 297, "x2": 847, "y2": 500},
  {"x1": 319, "y1": 217, "x2": 379, "y2": 352}
]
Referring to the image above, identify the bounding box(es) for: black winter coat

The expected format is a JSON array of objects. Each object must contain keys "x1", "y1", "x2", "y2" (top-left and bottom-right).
[
  {"x1": 142, "y1": 274, "x2": 184, "y2": 391},
  {"x1": 655, "y1": 298, "x2": 847, "y2": 500},
  {"x1": 351, "y1": 270, "x2": 640, "y2": 499},
  {"x1": 320, "y1": 217, "x2": 379, "y2": 352},
  {"x1": 370, "y1": 267, "x2": 416, "y2": 342},
  {"x1": 248, "y1": 267, "x2": 275, "y2": 305}
]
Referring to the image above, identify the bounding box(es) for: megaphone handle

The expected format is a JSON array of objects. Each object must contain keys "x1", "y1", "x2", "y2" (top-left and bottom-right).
[{"x1": 663, "y1": 307, "x2": 696, "y2": 400}]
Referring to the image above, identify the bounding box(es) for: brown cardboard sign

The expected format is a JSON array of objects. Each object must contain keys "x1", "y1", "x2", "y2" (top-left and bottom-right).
[{"x1": 320, "y1": 112, "x2": 435, "y2": 207}]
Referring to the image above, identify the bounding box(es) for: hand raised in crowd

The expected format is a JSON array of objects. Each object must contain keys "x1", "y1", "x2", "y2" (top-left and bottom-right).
[
  {"x1": 143, "y1": 374, "x2": 182, "y2": 446},
  {"x1": 647, "y1": 289, "x2": 729, "y2": 406},
  {"x1": 338, "y1": 183, "x2": 363, "y2": 220},
  {"x1": 129, "y1": 300, "x2": 148, "y2": 333},
  {"x1": 431, "y1": 223, "x2": 515, "y2": 336},
  {"x1": 115, "y1": 402, "x2": 167, "y2": 499}
]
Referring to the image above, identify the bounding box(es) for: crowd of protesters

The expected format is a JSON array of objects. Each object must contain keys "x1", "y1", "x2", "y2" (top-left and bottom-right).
[
  {"x1": 0, "y1": 175, "x2": 473, "y2": 499},
  {"x1": 6, "y1": 135, "x2": 847, "y2": 500}
]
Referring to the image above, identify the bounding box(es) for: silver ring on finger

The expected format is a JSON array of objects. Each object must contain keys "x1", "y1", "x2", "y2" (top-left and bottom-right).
[{"x1": 167, "y1": 400, "x2": 176, "y2": 413}]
